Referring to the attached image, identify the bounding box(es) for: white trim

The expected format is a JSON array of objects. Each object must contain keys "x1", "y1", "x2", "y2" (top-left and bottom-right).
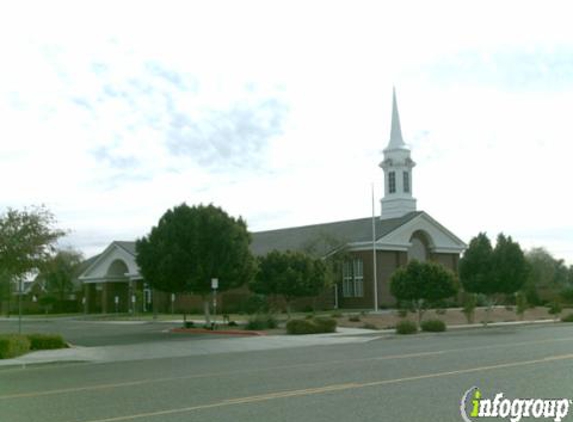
[
  {"x1": 376, "y1": 211, "x2": 466, "y2": 253},
  {"x1": 78, "y1": 241, "x2": 141, "y2": 282},
  {"x1": 348, "y1": 241, "x2": 409, "y2": 252}
]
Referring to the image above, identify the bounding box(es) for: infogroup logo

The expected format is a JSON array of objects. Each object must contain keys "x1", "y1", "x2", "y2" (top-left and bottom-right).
[{"x1": 460, "y1": 386, "x2": 571, "y2": 422}]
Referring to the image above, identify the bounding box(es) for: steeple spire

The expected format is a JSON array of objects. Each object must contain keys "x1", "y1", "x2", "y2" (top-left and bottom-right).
[
  {"x1": 379, "y1": 87, "x2": 416, "y2": 219},
  {"x1": 386, "y1": 87, "x2": 407, "y2": 151}
]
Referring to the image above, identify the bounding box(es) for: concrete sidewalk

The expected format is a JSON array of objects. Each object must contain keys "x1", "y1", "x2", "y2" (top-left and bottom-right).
[
  {"x1": 0, "y1": 320, "x2": 559, "y2": 368},
  {"x1": 0, "y1": 327, "x2": 377, "y2": 367}
]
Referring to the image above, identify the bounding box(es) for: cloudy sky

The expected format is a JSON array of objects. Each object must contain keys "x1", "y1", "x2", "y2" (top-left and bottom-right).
[{"x1": 1, "y1": 1, "x2": 572, "y2": 264}]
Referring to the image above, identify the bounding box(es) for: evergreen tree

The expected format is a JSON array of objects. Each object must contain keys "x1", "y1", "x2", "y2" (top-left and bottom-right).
[{"x1": 136, "y1": 203, "x2": 256, "y2": 324}]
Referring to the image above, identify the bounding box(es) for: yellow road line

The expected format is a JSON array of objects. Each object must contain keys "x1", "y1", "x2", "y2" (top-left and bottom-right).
[
  {"x1": 68, "y1": 353, "x2": 573, "y2": 422},
  {"x1": 4, "y1": 335, "x2": 573, "y2": 401},
  {"x1": 0, "y1": 351, "x2": 444, "y2": 400}
]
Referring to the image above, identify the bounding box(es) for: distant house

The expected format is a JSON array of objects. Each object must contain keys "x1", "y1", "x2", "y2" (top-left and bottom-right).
[{"x1": 77, "y1": 90, "x2": 466, "y2": 313}]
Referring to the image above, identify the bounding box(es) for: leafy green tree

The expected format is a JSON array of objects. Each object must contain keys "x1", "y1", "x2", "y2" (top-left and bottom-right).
[
  {"x1": 302, "y1": 231, "x2": 351, "y2": 307},
  {"x1": 250, "y1": 250, "x2": 328, "y2": 316},
  {"x1": 0, "y1": 206, "x2": 65, "y2": 280},
  {"x1": 390, "y1": 260, "x2": 458, "y2": 326},
  {"x1": 460, "y1": 232, "x2": 528, "y2": 325},
  {"x1": 136, "y1": 203, "x2": 256, "y2": 324},
  {"x1": 515, "y1": 291, "x2": 528, "y2": 321},
  {"x1": 38, "y1": 249, "x2": 83, "y2": 309},
  {"x1": 491, "y1": 233, "x2": 528, "y2": 294},
  {"x1": 0, "y1": 268, "x2": 13, "y2": 315},
  {"x1": 525, "y1": 247, "x2": 569, "y2": 304},
  {"x1": 0, "y1": 206, "x2": 64, "y2": 326},
  {"x1": 459, "y1": 232, "x2": 494, "y2": 295}
]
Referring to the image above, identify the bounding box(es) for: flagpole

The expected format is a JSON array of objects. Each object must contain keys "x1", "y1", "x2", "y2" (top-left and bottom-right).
[{"x1": 372, "y1": 183, "x2": 379, "y2": 312}]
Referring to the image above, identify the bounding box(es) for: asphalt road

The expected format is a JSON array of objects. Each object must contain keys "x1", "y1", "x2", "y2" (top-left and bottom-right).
[
  {"x1": 2, "y1": 323, "x2": 573, "y2": 422},
  {"x1": 0, "y1": 318, "x2": 222, "y2": 346}
]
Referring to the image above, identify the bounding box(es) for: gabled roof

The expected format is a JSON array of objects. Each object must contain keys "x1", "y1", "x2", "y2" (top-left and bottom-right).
[
  {"x1": 115, "y1": 241, "x2": 136, "y2": 256},
  {"x1": 80, "y1": 209, "x2": 464, "y2": 280},
  {"x1": 78, "y1": 241, "x2": 138, "y2": 281},
  {"x1": 250, "y1": 211, "x2": 422, "y2": 256}
]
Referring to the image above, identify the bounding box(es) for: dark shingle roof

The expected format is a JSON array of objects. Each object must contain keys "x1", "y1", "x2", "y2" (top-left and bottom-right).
[
  {"x1": 94, "y1": 212, "x2": 422, "y2": 262},
  {"x1": 250, "y1": 211, "x2": 422, "y2": 256},
  {"x1": 115, "y1": 241, "x2": 137, "y2": 255}
]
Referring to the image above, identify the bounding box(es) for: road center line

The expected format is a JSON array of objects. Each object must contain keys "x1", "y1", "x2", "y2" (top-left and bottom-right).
[
  {"x1": 0, "y1": 351, "x2": 444, "y2": 400},
  {"x1": 4, "y1": 335, "x2": 573, "y2": 400},
  {"x1": 66, "y1": 353, "x2": 573, "y2": 422}
]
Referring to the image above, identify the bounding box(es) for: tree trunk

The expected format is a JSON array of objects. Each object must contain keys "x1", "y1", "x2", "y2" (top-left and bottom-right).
[
  {"x1": 285, "y1": 299, "x2": 291, "y2": 319},
  {"x1": 203, "y1": 298, "x2": 211, "y2": 325},
  {"x1": 415, "y1": 300, "x2": 424, "y2": 328},
  {"x1": 484, "y1": 296, "x2": 494, "y2": 327}
]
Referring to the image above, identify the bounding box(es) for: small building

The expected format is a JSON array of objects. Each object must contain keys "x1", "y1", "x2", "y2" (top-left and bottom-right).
[{"x1": 77, "y1": 89, "x2": 466, "y2": 312}]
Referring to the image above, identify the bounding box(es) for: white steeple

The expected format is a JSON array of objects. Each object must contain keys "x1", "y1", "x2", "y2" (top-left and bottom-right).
[{"x1": 380, "y1": 88, "x2": 417, "y2": 219}]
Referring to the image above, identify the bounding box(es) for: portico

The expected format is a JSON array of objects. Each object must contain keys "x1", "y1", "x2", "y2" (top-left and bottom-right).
[{"x1": 79, "y1": 241, "x2": 147, "y2": 313}]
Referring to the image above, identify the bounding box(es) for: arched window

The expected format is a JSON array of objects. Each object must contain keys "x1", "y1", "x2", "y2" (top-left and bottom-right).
[
  {"x1": 106, "y1": 259, "x2": 129, "y2": 278},
  {"x1": 408, "y1": 231, "x2": 432, "y2": 262}
]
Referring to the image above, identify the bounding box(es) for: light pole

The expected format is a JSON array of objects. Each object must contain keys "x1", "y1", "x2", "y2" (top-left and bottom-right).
[
  {"x1": 211, "y1": 278, "x2": 218, "y2": 330},
  {"x1": 18, "y1": 278, "x2": 22, "y2": 334}
]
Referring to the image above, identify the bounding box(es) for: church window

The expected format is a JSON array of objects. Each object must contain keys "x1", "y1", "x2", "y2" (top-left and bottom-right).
[
  {"x1": 403, "y1": 171, "x2": 410, "y2": 193},
  {"x1": 389, "y1": 171, "x2": 396, "y2": 193},
  {"x1": 342, "y1": 258, "x2": 364, "y2": 298}
]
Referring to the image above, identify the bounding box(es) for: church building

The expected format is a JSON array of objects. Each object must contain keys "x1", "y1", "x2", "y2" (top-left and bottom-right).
[{"x1": 77, "y1": 90, "x2": 466, "y2": 312}]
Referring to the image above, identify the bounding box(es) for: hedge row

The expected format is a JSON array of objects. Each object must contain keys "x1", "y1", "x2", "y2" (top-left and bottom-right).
[
  {"x1": 286, "y1": 317, "x2": 337, "y2": 335},
  {"x1": 0, "y1": 333, "x2": 67, "y2": 359},
  {"x1": 0, "y1": 335, "x2": 31, "y2": 359},
  {"x1": 245, "y1": 314, "x2": 279, "y2": 330},
  {"x1": 27, "y1": 333, "x2": 67, "y2": 350},
  {"x1": 395, "y1": 319, "x2": 448, "y2": 335}
]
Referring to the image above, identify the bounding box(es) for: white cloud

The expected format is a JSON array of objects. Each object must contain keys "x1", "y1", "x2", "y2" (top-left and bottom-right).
[{"x1": 0, "y1": 0, "x2": 572, "y2": 264}]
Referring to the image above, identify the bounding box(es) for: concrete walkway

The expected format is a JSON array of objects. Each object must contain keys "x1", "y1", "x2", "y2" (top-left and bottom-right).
[{"x1": 0, "y1": 327, "x2": 377, "y2": 367}]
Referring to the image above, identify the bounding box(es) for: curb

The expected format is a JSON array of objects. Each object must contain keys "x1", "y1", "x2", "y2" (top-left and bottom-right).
[{"x1": 170, "y1": 328, "x2": 267, "y2": 336}]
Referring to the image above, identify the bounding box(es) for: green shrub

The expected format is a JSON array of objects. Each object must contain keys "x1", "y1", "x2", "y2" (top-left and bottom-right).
[
  {"x1": 396, "y1": 308, "x2": 409, "y2": 318},
  {"x1": 348, "y1": 315, "x2": 361, "y2": 322},
  {"x1": 548, "y1": 301, "x2": 563, "y2": 316},
  {"x1": 286, "y1": 317, "x2": 337, "y2": 335},
  {"x1": 286, "y1": 319, "x2": 317, "y2": 334},
  {"x1": 462, "y1": 293, "x2": 477, "y2": 324},
  {"x1": 420, "y1": 319, "x2": 446, "y2": 332},
  {"x1": 245, "y1": 314, "x2": 278, "y2": 330},
  {"x1": 516, "y1": 291, "x2": 528, "y2": 319},
  {"x1": 561, "y1": 313, "x2": 573, "y2": 323},
  {"x1": 183, "y1": 321, "x2": 195, "y2": 328},
  {"x1": 27, "y1": 333, "x2": 67, "y2": 350},
  {"x1": 330, "y1": 311, "x2": 343, "y2": 318},
  {"x1": 395, "y1": 320, "x2": 418, "y2": 335},
  {"x1": 0, "y1": 334, "x2": 31, "y2": 359},
  {"x1": 242, "y1": 295, "x2": 269, "y2": 315},
  {"x1": 313, "y1": 317, "x2": 337, "y2": 333},
  {"x1": 560, "y1": 288, "x2": 573, "y2": 305},
  {"x1": 227, "y1": 321, "x2": 238, "y2": 327}
]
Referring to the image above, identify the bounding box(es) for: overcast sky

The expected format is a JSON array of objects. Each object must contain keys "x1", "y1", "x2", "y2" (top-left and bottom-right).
[{"x1": 1, "y1": 1, "x2": 572, "y2": 264}]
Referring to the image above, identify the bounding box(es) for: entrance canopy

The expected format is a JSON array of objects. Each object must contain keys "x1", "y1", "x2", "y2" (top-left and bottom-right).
[{"x1": 78, "y1": 241, "x2": 141, "y2": 284}]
